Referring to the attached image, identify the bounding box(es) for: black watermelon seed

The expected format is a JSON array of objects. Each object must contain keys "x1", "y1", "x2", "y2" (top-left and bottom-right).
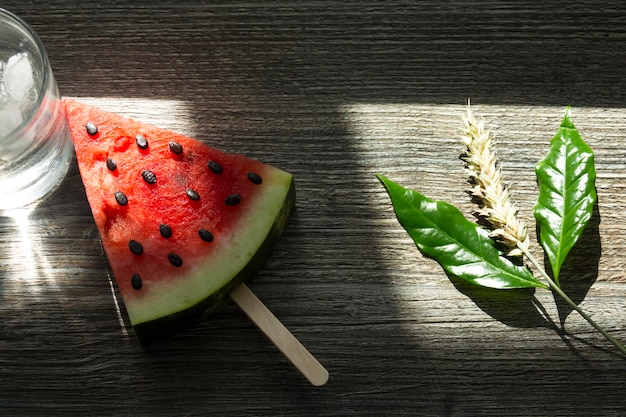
[
  {"x1": 129, "y1": 240, "x2": 143, "y2": 255},
  {"x1": 168, "y1": 252, "x2": 183, "y2": 267},
  {"x1": 106, "y1": 158, "x2": 117, "y2": 171},
  {"x1": 169, "y1": 141, "x2": 183, "y2": 154},
  {"x1": 115, "y1": 191, "x2": 128, "y2": 206},
  {"x1": 141, "y1": 169, "x2": 157, "y2": 184},
  {"x1": 86, "y1": 122, "x2": 98, "y2": 135},
  {"x1": 131, "y1": 273, "x2": 143, "y2": 290},
  {"x1": 186, "y1": 188, "x2": 200, "y2": 201},
  {"x1": 247, "y1": 172, "x2": 263, "y2": 185},
  {"x1": 208, "y1": 160, "x2": 223, "y2": 174},
  {"x1": 159, "y1": 224, "x2": 173, "y2": 238},
  {"x1": 136, "y1": 134, "x2": 149, "y2": 149},
  {"x1": 198, "y1": 228, "x2": 214, "y2": 242},
  {"x1": 225, "y1": 194, "x2": 241, "y2": 206}
]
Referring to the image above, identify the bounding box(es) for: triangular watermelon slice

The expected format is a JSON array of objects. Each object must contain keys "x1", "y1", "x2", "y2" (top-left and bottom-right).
[{"x1": 64, "y1": 98, "x2": 295, "y2": 345}]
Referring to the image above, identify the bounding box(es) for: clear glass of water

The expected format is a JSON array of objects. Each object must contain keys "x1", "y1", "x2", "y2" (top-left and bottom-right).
[{"x1": 0, "y1": 9, "x2": 73, "y2": 210}]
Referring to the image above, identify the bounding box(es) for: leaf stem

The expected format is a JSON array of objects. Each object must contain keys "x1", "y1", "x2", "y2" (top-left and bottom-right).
[{"x1": 521, "y1": 244, "x2": 626, "y2": 356}]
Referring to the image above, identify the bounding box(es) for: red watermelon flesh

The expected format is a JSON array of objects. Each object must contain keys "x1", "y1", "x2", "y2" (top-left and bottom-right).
[{"x1": 64, "y1": 98, "x2": 295, "y2": 345}]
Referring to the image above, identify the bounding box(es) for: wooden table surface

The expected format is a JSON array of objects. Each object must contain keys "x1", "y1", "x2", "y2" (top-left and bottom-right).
[{"x1": 2, "y1": 1, "x2": 626, "y2": 416}]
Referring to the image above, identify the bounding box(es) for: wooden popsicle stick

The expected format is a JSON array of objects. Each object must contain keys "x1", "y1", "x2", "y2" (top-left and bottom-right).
[{"x1": 230, "y1": 283, "x2": 329, "y2": 387}]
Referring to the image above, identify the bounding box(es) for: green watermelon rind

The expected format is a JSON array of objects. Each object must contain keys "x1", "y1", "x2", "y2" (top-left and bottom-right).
[{"x1": 132, "y1": 179, "x2": 295, "y2": 346}]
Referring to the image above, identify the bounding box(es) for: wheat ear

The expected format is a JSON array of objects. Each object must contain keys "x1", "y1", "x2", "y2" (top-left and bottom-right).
[{"x1": 460, "y1": 103, "x2": 530, "y2": 257}]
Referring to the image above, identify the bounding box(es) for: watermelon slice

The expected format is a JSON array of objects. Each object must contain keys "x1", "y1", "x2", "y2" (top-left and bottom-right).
[{"x1": 64, "y1": 98, "x2": 295, "y2": 345}]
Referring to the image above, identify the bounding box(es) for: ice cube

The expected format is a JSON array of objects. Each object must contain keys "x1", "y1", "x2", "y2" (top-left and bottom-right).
[
  {"x1": 0, "y1": 101, "x2": 35, "y2": 160},
  {"x1": 0, "y1": 101, "x2": 23, "y2": 137},
  {"x1": 3, "y1": 52, "x2": 36, "y2": 102}
]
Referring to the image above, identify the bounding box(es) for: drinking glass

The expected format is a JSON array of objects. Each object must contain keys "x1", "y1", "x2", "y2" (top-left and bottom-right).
[{"x1": 0, "y1": 8, "x2": 73, "y2": 210}]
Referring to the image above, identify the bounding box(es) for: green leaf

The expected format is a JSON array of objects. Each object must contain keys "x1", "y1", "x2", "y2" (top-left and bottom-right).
[
  {"x1": 534, "y1": 107, "x2": 597, "y2": 285},
  {"x1": 377, "y1": 174, "x2": 546, "y2": 290}
]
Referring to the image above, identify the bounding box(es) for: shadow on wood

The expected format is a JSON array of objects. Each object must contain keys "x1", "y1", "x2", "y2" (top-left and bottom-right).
[{"x1": 450, "y1": 279, "x2": 550, "y2": 329}]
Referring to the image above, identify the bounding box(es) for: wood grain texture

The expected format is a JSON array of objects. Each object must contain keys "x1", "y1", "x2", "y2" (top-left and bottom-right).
[{"x1": 1, "y1": 1, "x2": 626, "y2": 416}]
